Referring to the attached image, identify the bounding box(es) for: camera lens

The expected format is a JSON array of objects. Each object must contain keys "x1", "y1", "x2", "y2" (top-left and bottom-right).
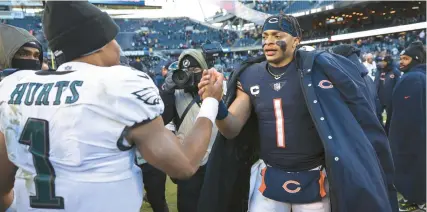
[{"x1": 172, "y1": 69, "x2": 190, "y2": 86}]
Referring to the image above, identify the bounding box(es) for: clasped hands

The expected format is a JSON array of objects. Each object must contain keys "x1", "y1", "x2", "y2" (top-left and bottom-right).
[{"x1": 197, "y1": 68, "x2": 224, "y2": 101}]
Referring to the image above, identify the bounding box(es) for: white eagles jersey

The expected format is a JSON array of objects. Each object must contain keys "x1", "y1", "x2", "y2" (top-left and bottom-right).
[{"x1": 0, "y1": 62, "x2": 164, "y2": 211}]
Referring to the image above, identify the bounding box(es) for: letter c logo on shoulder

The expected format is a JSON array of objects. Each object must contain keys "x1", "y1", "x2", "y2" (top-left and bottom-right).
[
  {"x1": 250, "y1": 85, "x2": 260, "y2": 96},
  {"x1": 283, "y1": 180, "x2": 301, "y2": 193},
  {"x1": 318, "y1": 80, "x2": 333, "y2": 89}
]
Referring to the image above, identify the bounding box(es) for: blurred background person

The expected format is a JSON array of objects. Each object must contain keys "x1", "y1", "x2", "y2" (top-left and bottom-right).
[
  {"x1": 374, "y1": 55, "x2": 401, "y2": 133},
  {"x1": 0, "y1": 24, "x2": 43, "y2": 72},
  {"x1": 363, "y1": 53, "x2": 377, "y2": 80}
]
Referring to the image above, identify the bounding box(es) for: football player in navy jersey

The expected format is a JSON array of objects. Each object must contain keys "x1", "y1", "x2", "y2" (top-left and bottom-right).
[
  {"x1": 198, "y1": 14, "x2": 397, "y2": 212},
  {"x1": 207, "y1": 14, "x2": 328, "y2": 212}
]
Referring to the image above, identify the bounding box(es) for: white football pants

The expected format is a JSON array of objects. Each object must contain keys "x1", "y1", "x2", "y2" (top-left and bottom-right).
[{"x1": 248, "y1": 160, "x2": 331, "y2": 212}]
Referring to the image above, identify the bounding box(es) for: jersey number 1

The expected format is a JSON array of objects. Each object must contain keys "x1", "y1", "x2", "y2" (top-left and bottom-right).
[
  {"x1": 19, "y1": 118, "x2": 65, "y2": 209},
  {"x1": 273, "y1": 98, "x2": 286, "y2": 148}
]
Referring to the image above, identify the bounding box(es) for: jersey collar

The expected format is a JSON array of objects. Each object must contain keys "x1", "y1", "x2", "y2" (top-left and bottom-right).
[{"x1": 56, "y1": 62, "x2": 92, "y2": 72}]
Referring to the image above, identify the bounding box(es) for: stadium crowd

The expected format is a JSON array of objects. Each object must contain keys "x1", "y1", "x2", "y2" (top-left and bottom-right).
[
  {"x1": 0, "y1": 1, "x2": 426, "y2": 212},
  {"x1": 2, "y1": 1, "x2": 424, "y2": 51}
]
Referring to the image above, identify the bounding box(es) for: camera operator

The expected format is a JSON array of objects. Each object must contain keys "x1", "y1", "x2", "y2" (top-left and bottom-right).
[{"x1": 161, "y1": 46, "x2": 221, "y2": 212}]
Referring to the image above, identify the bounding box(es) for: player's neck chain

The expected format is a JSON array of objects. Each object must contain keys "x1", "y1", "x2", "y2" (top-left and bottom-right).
[{"x1": 267, "y1": 65, "x2": 286, "y2": 80}]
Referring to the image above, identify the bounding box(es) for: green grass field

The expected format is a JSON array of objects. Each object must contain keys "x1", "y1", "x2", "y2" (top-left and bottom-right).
[{"x1": 140, "y1": 177, "x2": 178, "y2": 212}]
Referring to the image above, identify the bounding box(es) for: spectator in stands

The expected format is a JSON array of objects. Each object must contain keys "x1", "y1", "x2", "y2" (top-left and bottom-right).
[
  {"x1": 374, "y1": 55, "x2": 401, "y2": 133},
  {"x1": 363, "y1": 53, "x2": 377, "y2": 80},
  {"x1": 0, "y1": 24, "x2": 43, "y2": 72},
  {"x1": 389, "y1": 41, "x2": 426, "y2": 212}
]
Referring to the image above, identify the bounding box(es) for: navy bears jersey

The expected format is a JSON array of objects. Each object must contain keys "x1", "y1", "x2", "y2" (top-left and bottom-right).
[{"x1": 238, "y1": 61, "x2": 324, "y2": 171}]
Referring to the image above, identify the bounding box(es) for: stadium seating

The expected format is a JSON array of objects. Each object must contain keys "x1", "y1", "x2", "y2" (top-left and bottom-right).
[
  {"x1": 1, "y1": 9, "x2": 424, "y2": 56},
  {"x1": 243, "y1": 0, "x2": 337, "y2": 15},
  {"x1": 2, "y1": 16, "x2": 239, "y2": 51}
]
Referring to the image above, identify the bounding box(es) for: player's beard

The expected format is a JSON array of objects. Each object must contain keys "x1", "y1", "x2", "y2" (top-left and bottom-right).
[{"x1": 399, "y1": 60, "x2": 418, "y2": 73}]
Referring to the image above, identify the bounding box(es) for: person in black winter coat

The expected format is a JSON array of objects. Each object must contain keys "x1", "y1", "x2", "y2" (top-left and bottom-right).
[
  {"x1": 389, "y1": 41, "x2": 426, "y2": 211},
  {"x1": 374, "y1": 55, "x2": 401, "y2": 133}
]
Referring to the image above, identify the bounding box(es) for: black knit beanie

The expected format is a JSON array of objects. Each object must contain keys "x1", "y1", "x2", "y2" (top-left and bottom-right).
[
  {"x1": 42, "y1": 1, "x2": 119, "y2": 65},
  {"x1": 400, "y1": 41, "x2": 426, "y2": 63}
]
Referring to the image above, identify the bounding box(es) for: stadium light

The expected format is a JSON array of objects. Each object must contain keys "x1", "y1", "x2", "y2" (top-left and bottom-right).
[{"x1": 300, "y1": 38, "x2": 329, "y2": 45}]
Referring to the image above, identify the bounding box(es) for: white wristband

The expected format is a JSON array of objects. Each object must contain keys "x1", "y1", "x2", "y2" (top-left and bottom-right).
[{"x1": 196, "y1": 97, "x2": 219, "y2": 125}]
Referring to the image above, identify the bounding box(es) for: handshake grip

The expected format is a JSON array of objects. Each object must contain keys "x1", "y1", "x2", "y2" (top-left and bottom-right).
[{"x1": 197, "y1": 68, "x2": 224, "y2": 102}]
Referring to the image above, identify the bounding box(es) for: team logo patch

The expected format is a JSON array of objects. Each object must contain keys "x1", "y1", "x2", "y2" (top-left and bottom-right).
[
  {"x1": 318, "y1": 80, "x2": 333, "y2": 89},
  {"x1": 183, "y1": 59, "x2": 191, "y2": 68},
  {"x1": 250, "y1": 85, "x2": 260, "y2": 96},
  {"x1": 64, "y1": 66, "x2": 72, "y2": 71},
  {"x1": 132, "y1": 87, "x2": 161, "y2": 105},
  {"x1": 269, "y1": 81, "x2": 286, "y2": 91},
  {"x1": 283, "y1": 180, "x2": 301, "y2": 193},
  {"x1": 268, "y1": 17, "x2": 279, "y2": 23}
]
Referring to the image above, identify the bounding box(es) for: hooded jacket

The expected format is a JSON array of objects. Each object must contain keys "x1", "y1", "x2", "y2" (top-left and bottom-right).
[
  {"x1": 197, "y1": 49, "x2": 398, "y2": 212},
  {"x1": 389, "y1": 63, "x2": 426, "y2": 204},
  {"x1": 0, "y1": 24, "x2": 42, "y2": 69}
]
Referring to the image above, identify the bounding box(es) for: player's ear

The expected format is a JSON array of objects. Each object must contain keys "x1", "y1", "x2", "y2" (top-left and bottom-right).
[{"x1": 292, "y1": 37, "x2": 300, "y2": 49}]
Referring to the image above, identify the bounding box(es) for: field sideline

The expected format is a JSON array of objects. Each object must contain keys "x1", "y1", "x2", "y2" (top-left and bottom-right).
[{"x1": 141, "y1": 177, "x2": 178, "y2": 212}]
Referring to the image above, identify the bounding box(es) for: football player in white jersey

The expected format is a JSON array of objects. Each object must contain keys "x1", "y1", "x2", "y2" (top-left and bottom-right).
[{"x1": 0, "y1": 1, "x2": 224, "y2": 212}]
